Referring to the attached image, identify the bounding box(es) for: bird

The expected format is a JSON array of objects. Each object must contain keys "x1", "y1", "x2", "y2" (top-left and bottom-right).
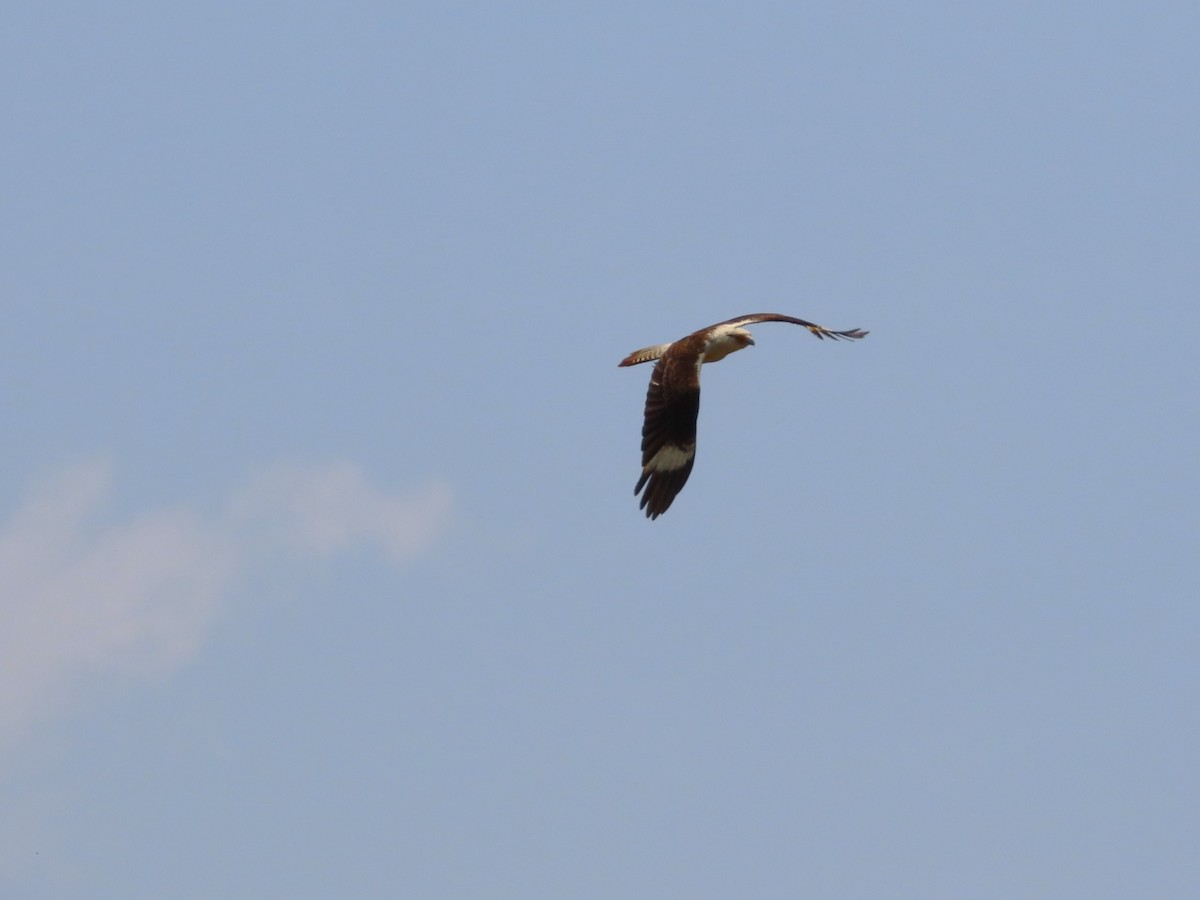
[{"x1": 619, "y1": 313, "x2": 867, "y2": 519}]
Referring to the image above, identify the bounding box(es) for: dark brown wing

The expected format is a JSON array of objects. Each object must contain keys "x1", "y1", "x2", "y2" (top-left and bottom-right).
[
  {"x1": 713, "y1": 313, "x2": 868, "y2": 341},
  {"x1": 634, "y1": 341, "x2": 703, "y2": 519}
]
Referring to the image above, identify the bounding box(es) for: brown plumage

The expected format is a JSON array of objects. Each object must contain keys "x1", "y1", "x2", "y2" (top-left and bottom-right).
[{"x1": 619, "y1": 314, "x2": 867, "y2": 519}]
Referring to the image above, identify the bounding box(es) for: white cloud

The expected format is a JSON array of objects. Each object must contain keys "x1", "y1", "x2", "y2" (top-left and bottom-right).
[
  {"x1": 0, "y1": 460, "x2": 451, "y2": 752},
  {"x1": 227, "y1": 460, "x2": 453, "y2": 562}
]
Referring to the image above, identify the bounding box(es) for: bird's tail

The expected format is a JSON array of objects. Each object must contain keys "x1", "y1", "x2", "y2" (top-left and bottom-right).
[{"x1": 618, "y1": 343, "x2": 672, "y2": 367}]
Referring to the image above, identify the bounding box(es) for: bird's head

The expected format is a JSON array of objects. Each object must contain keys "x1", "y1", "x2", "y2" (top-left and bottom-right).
[
  {"x1": 730, "y1": 327, "x2": 756, "y2": 352},
  {"x1": 703, "y1": 326, "x2": 755, "y2": 363}
]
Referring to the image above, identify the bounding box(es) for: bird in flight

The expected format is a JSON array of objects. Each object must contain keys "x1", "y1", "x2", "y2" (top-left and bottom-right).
[{"x1": 619, "y1": 313, "x2": 867, "y2": 519}]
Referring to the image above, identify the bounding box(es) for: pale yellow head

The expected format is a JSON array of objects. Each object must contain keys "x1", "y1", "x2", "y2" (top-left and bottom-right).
[{"x1": 702, "y1": 325, "x2": 755, "y2": 363}]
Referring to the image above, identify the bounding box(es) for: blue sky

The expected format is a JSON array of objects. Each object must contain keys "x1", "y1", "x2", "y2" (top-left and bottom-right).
[{"x1": 4, "y1": 2, "x2": 1199, "y2": 897}]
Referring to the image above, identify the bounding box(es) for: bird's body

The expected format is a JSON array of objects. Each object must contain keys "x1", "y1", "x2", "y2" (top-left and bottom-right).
[{"x1": 619, "y1": 313, "x2": 867, "y2": 519}]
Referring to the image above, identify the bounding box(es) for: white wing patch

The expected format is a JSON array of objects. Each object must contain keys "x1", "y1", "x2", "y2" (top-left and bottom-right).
[{"x1": 645, "y1": 444, "x2": 694, "y2": 472}]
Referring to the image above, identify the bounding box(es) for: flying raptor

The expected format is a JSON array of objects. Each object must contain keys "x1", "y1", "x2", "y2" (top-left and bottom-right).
[{"x1": 619, "y1": 313, "x2": 867, "y2": 519}]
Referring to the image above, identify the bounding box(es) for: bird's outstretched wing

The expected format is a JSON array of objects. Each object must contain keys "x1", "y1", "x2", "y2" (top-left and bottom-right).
[
  {"x1": 713, "y1": 313, "x2": 868, "y2": 341},
  {"x1": 634, "y1": 343, "x2": 703, "y2": 519}
]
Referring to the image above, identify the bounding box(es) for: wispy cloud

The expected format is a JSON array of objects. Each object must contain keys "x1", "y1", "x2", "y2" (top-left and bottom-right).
[
  {"x1": 227, "y1": 460, "x2": 452, "y2": 562},
  {"x1": 0, "y1": 460, "x2": 451, "y2": 752}
]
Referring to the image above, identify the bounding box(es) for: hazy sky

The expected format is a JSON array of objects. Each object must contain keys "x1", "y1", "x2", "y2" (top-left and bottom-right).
[{"x1": 4, "y1": 2, "x2": 1199, "y2": 897}]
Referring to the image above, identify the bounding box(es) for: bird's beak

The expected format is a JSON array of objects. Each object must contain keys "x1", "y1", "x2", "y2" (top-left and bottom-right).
[{"x1": 747, "y1": 338, "x2": 756, "y2": 346}]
